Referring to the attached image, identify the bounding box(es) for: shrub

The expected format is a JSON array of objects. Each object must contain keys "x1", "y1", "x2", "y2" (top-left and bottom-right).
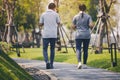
[{"x1": 0, "y1": 41, "x2": 12, "y2": 54}]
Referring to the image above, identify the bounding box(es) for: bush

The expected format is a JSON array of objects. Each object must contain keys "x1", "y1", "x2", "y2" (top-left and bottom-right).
[{"x1": 0, "y1": 41, "x2": 12, "y2": 54}]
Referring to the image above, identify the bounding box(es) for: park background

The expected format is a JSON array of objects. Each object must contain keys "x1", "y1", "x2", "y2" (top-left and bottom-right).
[{"x1": 0, "y1": 0, "x2": 120, "y2": 80}]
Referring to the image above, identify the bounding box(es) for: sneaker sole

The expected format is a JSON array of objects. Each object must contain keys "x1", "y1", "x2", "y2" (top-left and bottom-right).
[{"x1": 77, "y1": 65, "x2": 82, "y2": 69}]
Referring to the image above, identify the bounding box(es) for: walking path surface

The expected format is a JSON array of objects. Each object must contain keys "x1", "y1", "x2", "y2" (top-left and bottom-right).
[{"x1": 14, "y1": 58, "x2": 120, "y2": 80}]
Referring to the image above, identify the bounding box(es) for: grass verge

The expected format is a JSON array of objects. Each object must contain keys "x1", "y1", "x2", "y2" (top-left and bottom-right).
[{"x1": 0, "y1": 50, "x2": 34, "y2": 80}]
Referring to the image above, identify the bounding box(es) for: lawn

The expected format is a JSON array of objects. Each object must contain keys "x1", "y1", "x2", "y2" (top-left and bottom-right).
[{"x1": 9, "y1": 47, "x2": 120, "y2": 72}]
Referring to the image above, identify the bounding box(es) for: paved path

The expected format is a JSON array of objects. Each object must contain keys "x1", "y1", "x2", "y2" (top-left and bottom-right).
[{"x1": 14, "y1": 58, "x2": 120, "y2": 80}]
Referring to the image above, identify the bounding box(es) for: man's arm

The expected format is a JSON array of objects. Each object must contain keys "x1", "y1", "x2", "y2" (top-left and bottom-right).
[
  {"x1": 71, "y1": 24, "x2": 76, "y2": 30},
  {"x1": 57, "y1": 22, "x2": 62, "y2": 27},
  {"x1": 39, "y1": 14, "x2": 44, "y2": 27},
  {"x1": 38, "y1": 23, "x2": 43, "y2": 31}
]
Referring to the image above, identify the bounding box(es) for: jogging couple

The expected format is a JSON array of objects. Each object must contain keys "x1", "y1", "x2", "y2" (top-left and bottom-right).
[{"x1": 39, "y1": 3, "x2": 93, "y2": 69}]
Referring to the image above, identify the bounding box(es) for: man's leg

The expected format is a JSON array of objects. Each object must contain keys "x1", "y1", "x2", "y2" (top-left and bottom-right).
[
  {"x1": 50, "y1": 38, "x2": 56, "y2": 68},
  {"x1": 43, "y1": 38, "x2": 50, "y2": 69}
]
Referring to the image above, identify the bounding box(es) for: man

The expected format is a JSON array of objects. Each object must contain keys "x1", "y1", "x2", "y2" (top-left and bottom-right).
[{"x1": 39, "y1": 3, "x2": 61, "y2": 69}]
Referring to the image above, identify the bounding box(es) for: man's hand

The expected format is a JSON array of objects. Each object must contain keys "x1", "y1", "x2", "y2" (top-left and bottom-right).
[{"x1": 71, "y1": 25, "x2": 76, "y2": 30}]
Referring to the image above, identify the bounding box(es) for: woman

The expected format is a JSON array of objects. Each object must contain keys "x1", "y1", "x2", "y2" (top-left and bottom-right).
[{"x1": 72, "y1": 4, "x2": 93, "y2": 69}]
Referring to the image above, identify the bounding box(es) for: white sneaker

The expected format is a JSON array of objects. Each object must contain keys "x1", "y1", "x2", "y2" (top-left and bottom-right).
[{"x1": 77, "y1": 62, "x2": 82, "y2": 69}]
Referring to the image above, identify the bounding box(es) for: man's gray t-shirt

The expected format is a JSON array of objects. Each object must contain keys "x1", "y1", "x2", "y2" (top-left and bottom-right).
[
  {"x1": 39, "y1": 9, "x2": 60, "y2": 38},
  {"x1": 72, "y1": 12, "x2": 92, "y2": 39}
]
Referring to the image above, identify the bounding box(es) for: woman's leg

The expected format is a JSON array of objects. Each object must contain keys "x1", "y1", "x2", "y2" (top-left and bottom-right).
[
  {"x1": 83, "y1": 39, "x2": 90, "y2": 64},
  {"x1": 75, "y1": 39, "x2": 83, "y2": 62}
]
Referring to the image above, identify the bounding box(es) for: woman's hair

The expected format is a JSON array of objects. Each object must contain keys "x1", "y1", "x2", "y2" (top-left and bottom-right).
[
  {"x1": 79, "y1": 4, "x2": 86, "y2": 18},
  {"x1": 48, "y1": 3, "x2": 56, "y2": 9}
]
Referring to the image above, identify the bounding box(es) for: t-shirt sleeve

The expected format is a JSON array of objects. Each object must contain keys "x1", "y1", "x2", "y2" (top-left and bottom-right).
[
  {"x1": 89, "y1": 16, "x2": 93, "y2": 24},
  {"x1": 56, "y1": 14, "x2": 60, "y2": 23},
  {"x1": 39, "y1": 14, "x2": 44, "y2": 24}
]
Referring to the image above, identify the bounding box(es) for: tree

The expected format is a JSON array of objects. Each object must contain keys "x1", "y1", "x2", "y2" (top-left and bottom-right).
[
  {"x1": 3, "y1": 0, "x2": 17, "y2": 43},
  {"x1": 93, "y1": 0, "x2": 116, "y2": 53},
  {"x1": 0, "y1": 0, "x2": 48, "y2": 43}
]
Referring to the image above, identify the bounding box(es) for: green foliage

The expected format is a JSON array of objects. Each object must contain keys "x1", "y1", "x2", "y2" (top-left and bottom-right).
[
  {"x1": 87, "y1": 51, "x2": 120, "y2": 72},
  {"x1": 59, "y1": 0, "x2": 81, "y2": 27},
  {"x1": 0, "y1": 0, "x2": 47, "y2": 32},
  {"x1": 0, "y1": 42, "x2": 12, "y2": 54},
  {"x1": 0, "y1": 50, "x2": 34, "y2": 80},
  {"x1": 0, "y1": 0, "x2": 117, "y2": 31},
  {"x1": 14, "y1": 0, "x2": 37, "y2": 30},
  {"x1": 88, "y1": 58, "x2": 120, "y2": 72},
  {"x1": 0, "y1": 1, "x2": 6, "y2": 31},
  {"x1": 59, "y1": 0, "x2": 99, "y2": 29},
  {"x1": 15, "y1": 0, "x2": 47, "y2": 30},
  {"x1": 86, "y1": 0, "x2": 98, "y2": 21},
  {"x1": 0, "y1": 64, "x2": 19, "y2": 80}
]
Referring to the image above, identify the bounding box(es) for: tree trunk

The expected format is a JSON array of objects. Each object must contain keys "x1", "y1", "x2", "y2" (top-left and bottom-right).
[
  {"x1": 95, "y1": 0, "x2": 113, "y2": 53},
  {"x1": 3, "y1": 0, "x2": 16, "y2": 43},
  {"x1": 95, "y1": 0, "x2": 108, "y2": 53},
  {"x1": 96, "y1": 23, "x2": 105, "y2": 53}
]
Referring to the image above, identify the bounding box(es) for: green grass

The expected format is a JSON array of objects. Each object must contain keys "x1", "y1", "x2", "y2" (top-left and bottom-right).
[
  {"x1": 9, "y1": 47, "x2": 120, "y2": 72},
  {"x1": 0, "y1": 50, "x2": 34, "y2": 80}
]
